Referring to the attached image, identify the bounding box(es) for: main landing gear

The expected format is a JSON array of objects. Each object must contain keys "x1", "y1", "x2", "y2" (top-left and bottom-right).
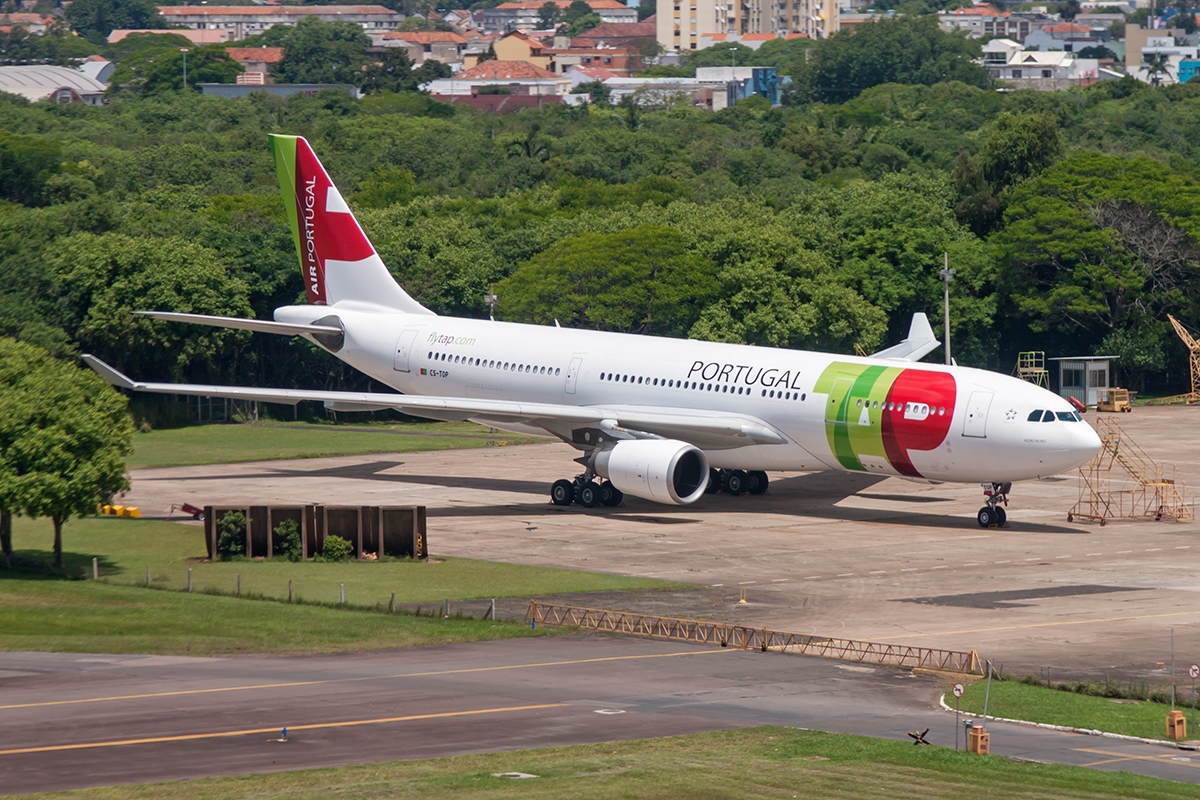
[
  {"x1": 550, "y1": 474, "x2": 623, "y2": 509},
  {"x1": 705, "y1": 468, "x2": 770, "y2": 497},
  {"x1": 977, "y1": 482, "x2": 1012, "y2": 528}
]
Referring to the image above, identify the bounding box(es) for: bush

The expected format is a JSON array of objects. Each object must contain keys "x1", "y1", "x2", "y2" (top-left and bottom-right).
[
  {"x1": 321, "y1": 534, "x2": 353, "y2": 562},
  {"x1": 273, "y1": 518, "x2": 302, "y2": 562},
  {"x1": 215, "y1": 511, "x2": 246, "y2": 560}
]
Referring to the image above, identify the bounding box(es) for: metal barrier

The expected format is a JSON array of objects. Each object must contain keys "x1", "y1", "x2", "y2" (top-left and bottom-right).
[{"x1": 528, "y1": 601, "x2": 981, "y2": 676}]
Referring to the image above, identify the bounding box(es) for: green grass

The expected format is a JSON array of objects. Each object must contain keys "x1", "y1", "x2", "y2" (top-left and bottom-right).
[
  {"x1": 946, "y1": 680, "x2": 1199, "y2": 741},
  {"x1": 8, "y1": 516, "x2": 677, "y2": 609},
  {"x1": 128, "y1": 421, "x2": 547, "y2": 469},
  {"x1": 14, "y1": 727, "x2": 1200, "y2": 800},
  {"x1": 2, "y1": 516, "x2": 678, "y2": 655},
  {"x1": 0, "y1": 580, "x2": 544, "y2": 656}
]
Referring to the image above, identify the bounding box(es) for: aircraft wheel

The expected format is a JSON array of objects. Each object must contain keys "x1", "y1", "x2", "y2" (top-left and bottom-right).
[
  {"x1": 705, "y1": 468, "x2": 721, "y2": 494},
  {"x1": 725, "y1": 470, "x2": 748, "y2": 495},
  {"x1": 747, "y1": 470, "x2": 769, "y2": 495},
  {"x1": 995, "y1": 507, "x2": 1007, "y2": 527},
  {"x1": 577, "y1": 481, "x2": 601, "y2": 508},
  {"x1": 600, "y1": 482, "x2": 623, "y2": 507},
  {"x1": 551, "y1": 479, "x2": 575, "y2": 506},
  {"x1": 976, "y1": 507, "x2": 996, "y2": 528}
]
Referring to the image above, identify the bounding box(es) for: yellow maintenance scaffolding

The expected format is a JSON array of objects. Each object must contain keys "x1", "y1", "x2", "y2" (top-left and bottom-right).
[
  {"x1": 1015, "y1": 351, "x2": 1050, "y2": 389},
  {"x1": 1068, "y1": 417, "x2": 1193, "y2": 524}
]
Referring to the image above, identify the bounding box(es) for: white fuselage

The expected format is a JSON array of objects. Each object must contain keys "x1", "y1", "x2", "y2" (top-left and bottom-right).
[{"x1": 277, "y1": 304, "x2": 1102, "y2": 485}]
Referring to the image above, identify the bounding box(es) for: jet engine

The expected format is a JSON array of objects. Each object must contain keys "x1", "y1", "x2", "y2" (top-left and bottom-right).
[{"x1": 593, "y1": 439, "x2": 709, "y2": 505}]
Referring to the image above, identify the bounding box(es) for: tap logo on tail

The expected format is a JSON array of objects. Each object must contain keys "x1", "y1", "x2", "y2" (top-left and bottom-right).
[
  {"x1": 815, "y1": 363, "x2": 957, "y2": 478},
  {"x1": 270, "y1": 135, "x2": 375, "y2": 305}
]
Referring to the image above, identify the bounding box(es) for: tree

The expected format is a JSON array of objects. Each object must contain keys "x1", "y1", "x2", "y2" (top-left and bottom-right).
[
  {"x1": 562, "y1": 0, "x2": 593, "y2": 23},
  {"x1": 0, "y1": 131, "x2": 61, "y2": 206},
  {"x1": 66, "y1": 0, "x2": 166, "y2": 43},
  {"x1": 792, "y1": 16, "x2": 990, "y2": 102},
  {"x1": 562, "y1": 12, "x2": 601, "y2": 37},
  {"x1": 570, "y1": 79, "x2": 611, "y2": 104},
  {"x1": 109, "y1": 43, "x2": 242, "y2": 95},
  {"x1": 637, "y1": 0, "x2": 655, "y2": 20},
  {"x1": 0, "y1": 338, "x2": 132, "y2": 569},
  {"x1": 274, "y1": 16, "x2": 372, "y2": 85},
  {"x1": 496, "y1": 225, "x2": 719, "y2": 336},
  {"x1": 1142, "y1": 52, "x2": 1171, "y2": 87},
  {"x1": 538, "y1": 1, "x2": 562, "y2": 29},
  {"x1": 1076, "y1": 45, "x2": 1117, "y2": 60}
]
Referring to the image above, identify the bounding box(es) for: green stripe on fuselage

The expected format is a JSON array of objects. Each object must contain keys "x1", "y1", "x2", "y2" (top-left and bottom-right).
[{"x1": 820, "y1": 362, "x2": 903, "y2": 472}]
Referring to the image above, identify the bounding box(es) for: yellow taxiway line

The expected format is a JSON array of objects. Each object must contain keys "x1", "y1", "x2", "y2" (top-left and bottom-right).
[
  {"x1": 0, "y1": 703, "x2": 569, "y2": 756},
  {"x1": 0, "y1": 649, "x2": 731, "y2": 712},
  {"x1": 1074, "y1": 747, "x2": 1200, "y2": 770}
]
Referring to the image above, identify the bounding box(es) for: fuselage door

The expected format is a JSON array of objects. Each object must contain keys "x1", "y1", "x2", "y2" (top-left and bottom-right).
[
  {"x1": 825, "y1": 378, "x2": 854, "y2": 426},
  {"x1": 393, "y1": 329, "x2": 419, "y2": 372},
  {"x1": 962, "y1": 390, "x2": 994, "y2": 438},
  {"x1": 564, "y1": 356, "x2": 583, "y2": 395}
]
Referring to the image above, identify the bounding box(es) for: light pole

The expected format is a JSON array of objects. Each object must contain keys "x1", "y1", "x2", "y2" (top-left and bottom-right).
[
  {"x1": 729, "y1": 46, "x2": 737, "y2": 73},
  {"x1": 939, "y1": 252, "x2": 955, "y2": 366},
  {"x1": 180, "y1": 47, "x2": 189, "y2": 91}
]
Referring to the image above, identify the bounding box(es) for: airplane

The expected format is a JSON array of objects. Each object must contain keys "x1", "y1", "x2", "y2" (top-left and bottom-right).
[{"x1": 83, "y1": 135, "x2": 1103, "y2": 529}]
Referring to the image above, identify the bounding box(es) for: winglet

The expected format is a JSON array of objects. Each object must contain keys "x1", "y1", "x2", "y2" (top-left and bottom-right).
[
  {"x1": 81, "y1": 355, "x2": 139, "y2": 390},
  {"x1": 871, "y1": 313, "x2": 941, "y2": 362}
]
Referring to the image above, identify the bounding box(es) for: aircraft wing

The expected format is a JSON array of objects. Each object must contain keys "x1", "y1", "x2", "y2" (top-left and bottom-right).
[
  {"x1": 871, "y1": 313, "x2": 941, "y2": 362},
  {"x1": 82, "y1": 356, "x2": 787, "y2": 450}
]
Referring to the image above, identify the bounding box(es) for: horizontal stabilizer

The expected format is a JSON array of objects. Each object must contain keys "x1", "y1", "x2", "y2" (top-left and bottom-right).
[
  {"x1": 81, "y1": 356, "x2": 787, "y2": 450},
  {"x1": 135, "y1": 311, "x2": 343, "y2": 337},
  {"x1": 871, "y1": 313, "x2": 940, "y2": 362}
]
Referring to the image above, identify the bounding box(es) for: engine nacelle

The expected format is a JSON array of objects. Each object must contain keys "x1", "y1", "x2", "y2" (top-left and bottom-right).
[{"x1": 593, "y1": 439, "x2": 709, "y2": 505}]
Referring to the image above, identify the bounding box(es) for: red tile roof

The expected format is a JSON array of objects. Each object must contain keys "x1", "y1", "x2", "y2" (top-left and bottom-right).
[
  {"x1": 577, "y1": 21, "x2": 656, "y2": 38},
  {"x1": 742, "y1": 32, "x2": 777, "y2": 40},
  {"x1": 494, "y1": 0, "x2": 629, "y2": 8},
  {"x1": 459, "y1": 59, "x2": 561, "y2": 79},
  {"x1": 784, "y1": 31, "x2": 809, "y2": 39},
  {"x1": 1044, "y1": 21, "x2": 1093, "y2": 33},
  {"x1": 382, "y1": 30, "x2": 468, "y2": 43},
  {"x1": 568, "y1": 65, "x2": 617, "y2": 80},
  {"x1": 707, "y1": 33, "x2": 728, "y2": 40},
  {"x1": 946, "y1": 4, "x2": 1009, "y2": 16},
  {"x1": 225, "y1": 46, "x2": 285, "y2": 62}
]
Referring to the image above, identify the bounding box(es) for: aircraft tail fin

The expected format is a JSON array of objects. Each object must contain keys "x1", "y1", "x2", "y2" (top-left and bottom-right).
[
  {"x1": 269, "y1": 134, "x2": 433, "y2": 316},
  {"x1": 871, "y1": 313, "x2": 941, "y2": 362}
]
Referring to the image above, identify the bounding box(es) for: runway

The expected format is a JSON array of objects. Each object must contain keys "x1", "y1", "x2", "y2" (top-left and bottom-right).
[{"x1": 3, "y1": 636, "x2": 1199, "y2": 795}]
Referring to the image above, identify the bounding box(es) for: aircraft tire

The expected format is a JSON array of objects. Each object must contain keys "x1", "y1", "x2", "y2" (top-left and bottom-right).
[
  {"x1": 995, "y1": 507, "x2": 1007, "y2": 527},
  {"x1": 705, "y1": 468, "x2": 721, "y2": 494},
  {"x1": 600, "y1": 482, "x2": 623, "y2": 507},
  {"x1": 747, "y1": 471, "x2": 769, "y2": 495},
  {"x1": 551, "y1": 479, "x2": 575, "y2": 506},
  {"x1": 577, "y1": 481, "x2": 601, "y2": 508},
  {"x1": 976, "y1": 507, "x2": 995, "y2": 528},
  {"x1": 725, "y1": 470, "x2": 748, "y2": 495}
]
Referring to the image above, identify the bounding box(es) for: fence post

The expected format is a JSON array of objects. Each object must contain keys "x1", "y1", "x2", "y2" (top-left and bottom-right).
[
  {"x1": 389, "y1": 591, "x2": 396, "y2": 614},
  {"x1": 288, "y1": 578, "x2": 293, "y2": 604},
  {"x1": 145, "y1": 565, "x2": 150, "y2": 588},
  {"x1": 491, "y1": 598, "x2": 496, "y2": 621},
  {"x1": 187, "y1": 568, "x2": 192, "y2": 593},
  {"x1": 92, "y1": 557, "x2": 98, "y2": 580},
  {"x1": 236, "y1": 573, "x2": 241, "y2": 598},
  {"x1": 339, "y1": 583, "x2": 345, "y2": 606}
]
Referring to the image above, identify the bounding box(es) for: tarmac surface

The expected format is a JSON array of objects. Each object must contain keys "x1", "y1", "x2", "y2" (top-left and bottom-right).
[
  {"x1": 123, "y1": 406, "x2": 1200, "y2": 679},
  {"x1": 3, "y1": 636, "x2": 1200, "y2": 795}
]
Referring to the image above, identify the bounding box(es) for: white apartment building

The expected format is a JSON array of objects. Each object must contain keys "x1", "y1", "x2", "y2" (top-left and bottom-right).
[
  {"x1": 657, "y1": 0, "x2": 833, "y2": 51},
  {"x1": 157, "y1": 5, "x2": 401, "y2": 40}
]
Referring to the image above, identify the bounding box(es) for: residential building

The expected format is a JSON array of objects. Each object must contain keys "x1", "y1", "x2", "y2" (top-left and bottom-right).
[
  {"x1": 564, "y1": 64, "x2": 618, "y2": 88},
  {"x1": 939, "y1": 5, "x2": 1033, "y2": 41},
  {"x1": 1023, "y1": 21, "x2": 1107, "y2": 52},
  {"x1": 659, "y1": 0, "x2": 832, "y2": 52},
  {"x1": 1134, "y1": 35, "x2": 1198, "y2": 84},
  {"x1": 492, "y1": 30, "x2": 554, "y2": 68},
  {"x1": 552, "y1": 45, "x2": 641, "y2": 75},
  {"x1": 0, "y1": 13, "x2": 52, "y2": 33},
  {"x1": 422, "y1": 60, "x2": 572, "y2": 95},
  {"x1": 981, "y1": 37, "x2": 1023, "y2": 69},
  {"x1": 0, "y1": 65, "x2": 106, "y2": 103},
  {"x1": 1125, "y1": 24, "x2": 1186, "y2": 69},
  {"x1": 157, "y1": 5, "x2": 401, "y2": 41},
  {"x1": 656, "y1": 0, "x2": 729, "y2": 51},
  {"x1": 225, "y1": 46, "x2": 284, "y2": 83},
  {"x1": 481, "y1": 0, "x2": 635, "y2": 34},
  {"x1": 375, "y1": 31, "x2": 468, "y2": 65},
  {"x1": 78, "y1": 54, "x2": 114, "y2": 84},
  {"x1": 568, "y1": 20, "x2": 656, "y2": 49},
  {"x1": 991, "y1": 48, "x2": 1102, "y2": 89}
]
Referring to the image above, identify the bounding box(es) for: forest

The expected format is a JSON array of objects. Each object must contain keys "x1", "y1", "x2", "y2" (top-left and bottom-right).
[{"x1": 3, "y1": 25, "x2": 1200, "y2": 417}]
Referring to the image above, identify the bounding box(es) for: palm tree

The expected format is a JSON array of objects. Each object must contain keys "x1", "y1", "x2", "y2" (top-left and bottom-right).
[{"x1": 1143, "y1": 52, "x2": 1171, "y2": 88}]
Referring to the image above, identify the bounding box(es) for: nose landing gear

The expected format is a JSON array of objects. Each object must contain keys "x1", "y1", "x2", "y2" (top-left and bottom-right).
[{"x1": 977, "y1": 482, "x2": 1011, "y2": 528}]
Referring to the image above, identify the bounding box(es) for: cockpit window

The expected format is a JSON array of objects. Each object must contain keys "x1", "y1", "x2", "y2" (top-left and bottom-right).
[
  {"x1": 1027, "y1": 410, "x2": 1042, "y2": 422},
  {"x1": 1056, "y1": 411, "x2": 1081, "y2": 422},
  {"x1": 1042, "y1": 410, "x2": 1056, "y2": 422}
]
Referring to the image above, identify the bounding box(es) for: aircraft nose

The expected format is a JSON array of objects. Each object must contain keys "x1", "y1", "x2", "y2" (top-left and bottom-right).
[{"x1": 1074, "y1": 421, "x2": 1103, "y2": 463}]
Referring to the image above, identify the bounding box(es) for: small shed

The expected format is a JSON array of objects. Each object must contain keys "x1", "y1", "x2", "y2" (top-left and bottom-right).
[{"x1": 1049, "y1": 355, "x2": 1115, "y2": 406}]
